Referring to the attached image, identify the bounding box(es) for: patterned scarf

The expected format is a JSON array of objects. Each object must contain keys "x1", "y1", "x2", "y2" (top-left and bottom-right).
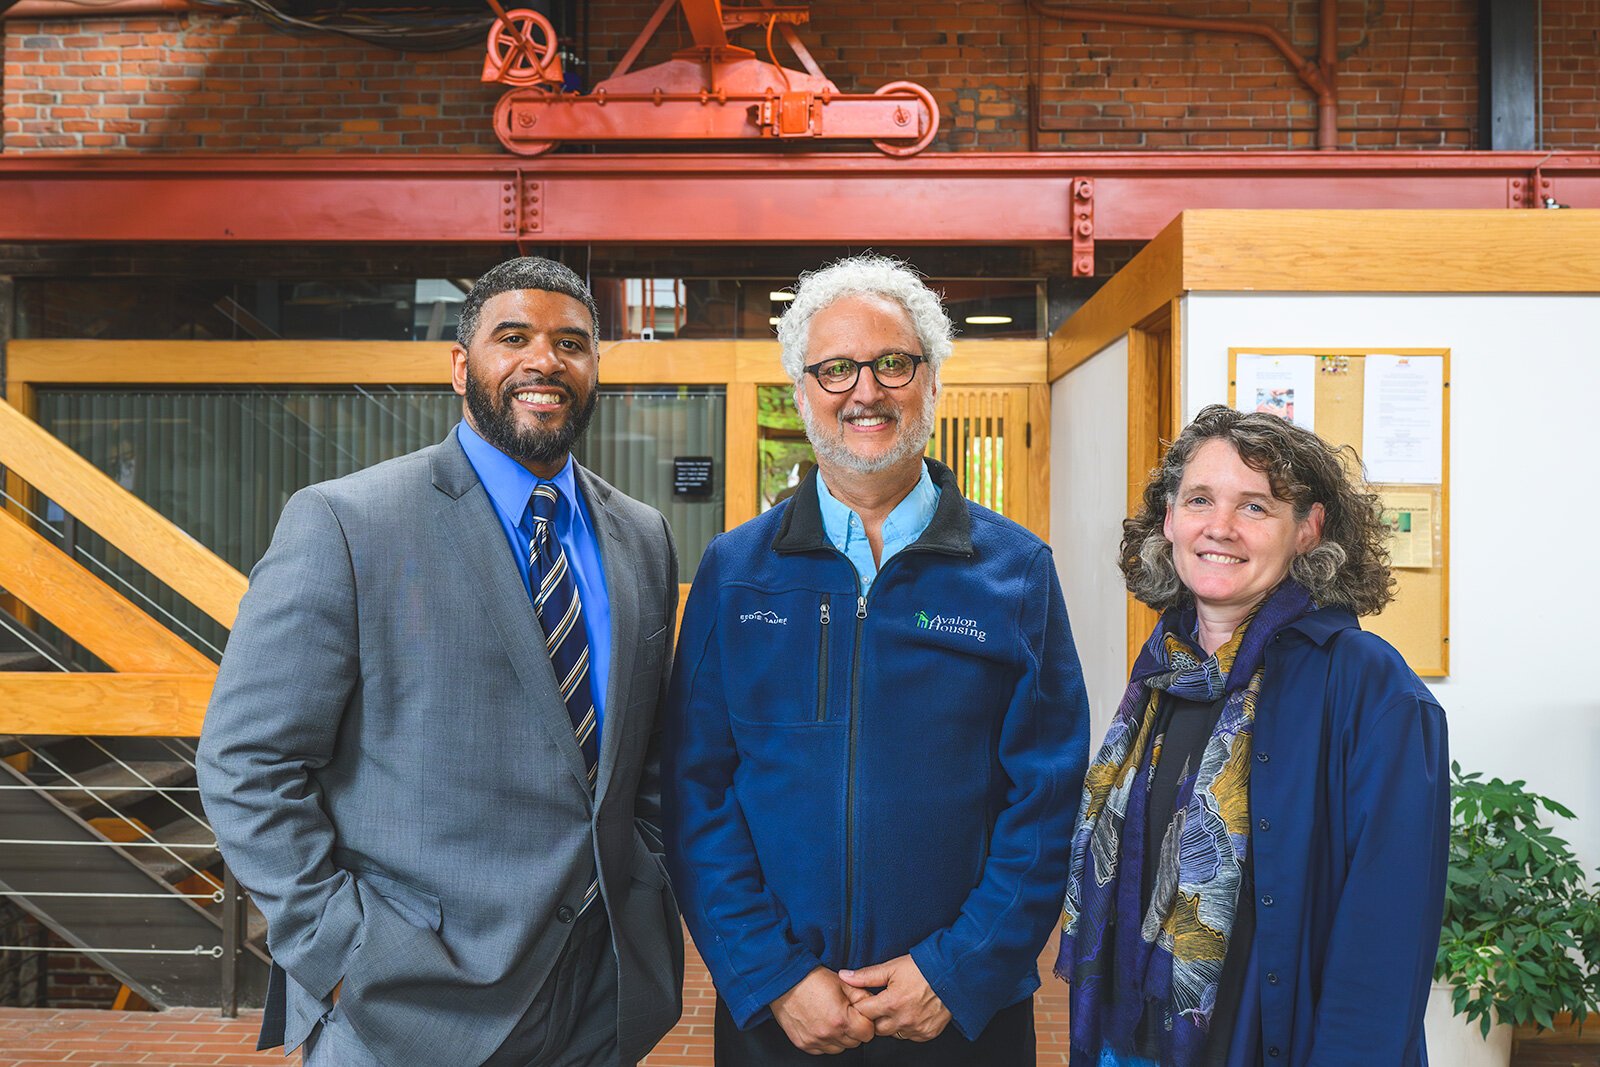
[{"x1": 1055, "y1": 580, "x2": 1316, "y2": 1067}]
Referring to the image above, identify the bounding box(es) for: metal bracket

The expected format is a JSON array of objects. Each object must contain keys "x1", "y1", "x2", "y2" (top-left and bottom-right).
[
  {"x1": 759, "y1": 91, "x2": 820, "y2": 137},
  {"x1": 1071, "y1": 177, "x2": 1095, "y2": 278},
  {"x1": 522, "y1": 178, "x2": 545, "y2": 233},
  {"x1": 1509, "y1": 168, "x2": 1557, "y2": 208},
  {"x1": 499, "y1": 180, "x2": 518, "y2": 234},
  {"x1": 501, "y1": 175, "x2": 545, "y2": 235}
]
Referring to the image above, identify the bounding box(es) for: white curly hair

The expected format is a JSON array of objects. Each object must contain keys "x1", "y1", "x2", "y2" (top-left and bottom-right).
[{"x1": 775, "y1": 255, "x2": 955, "y2": 383}]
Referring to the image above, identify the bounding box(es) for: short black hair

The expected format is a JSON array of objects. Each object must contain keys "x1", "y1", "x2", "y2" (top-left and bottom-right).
[{"x1": 455, "y1": 257, "x2": 599, "y2": 348}]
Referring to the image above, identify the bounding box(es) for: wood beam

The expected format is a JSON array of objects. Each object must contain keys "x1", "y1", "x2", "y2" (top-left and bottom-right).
[
  {"x1": 0, "y1": 673, "x2": 214, "y2": 737},
  {"x1": 0, "y1": 398, "x2": 247, "y2": 628},
  {"x1": 1179, "y1": 209, "x2": 1600, "y2": 293},
  {"x1": 1050, "y1": 215, "x2": 1184, "y2": 381},
  {"x1": 0, "y1": 509, "x2": 214, "y2": 673},
  {"x1": 8, "y1": 338, "x2": 1046, "y2": 387},
  {"x1": 724, "y1": 382, "x2": 759, "y2": 531}
]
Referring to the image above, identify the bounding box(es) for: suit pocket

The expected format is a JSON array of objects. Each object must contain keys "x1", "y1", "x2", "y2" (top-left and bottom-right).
[
  {"x1": 353, "y1": 868, "x2": 443, "y2": 932},
  {"x1": 617, "y1": 834, "x2": 684, "y2": 1059},
  {"x1": 630, "y1": 834, "x2": 668, "y2": 890}
]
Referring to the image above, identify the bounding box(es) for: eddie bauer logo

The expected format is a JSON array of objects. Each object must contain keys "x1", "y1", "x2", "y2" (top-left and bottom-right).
[
  {"x1": 915, "y1": 610, "x2": 987, "y2": 642},
  {"x1": 739, "y1": 610, "x2": 788, "y2": 625}
]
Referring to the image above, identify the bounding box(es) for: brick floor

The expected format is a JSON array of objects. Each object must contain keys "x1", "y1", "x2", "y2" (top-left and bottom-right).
[
  {"x1": 0, "y1": 933, "x2": 1069, "y2": 1066},
  {"x1": 1, "y1": 937, "x2": 1593, "y2": 1066}
]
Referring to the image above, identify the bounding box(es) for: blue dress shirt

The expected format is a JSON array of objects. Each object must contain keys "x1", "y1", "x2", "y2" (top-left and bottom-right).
[
  {"x1": 816, "y1": 461, "x2": 940, "y2": 594},
  {"x1": 457, "y1": 420, "x2": 612, "y2": 740}
]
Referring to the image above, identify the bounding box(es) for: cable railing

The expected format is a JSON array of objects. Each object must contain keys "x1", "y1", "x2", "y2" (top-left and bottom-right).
[{"x1": 0, "y1": 394, "x2": 259, "y2": 1013}]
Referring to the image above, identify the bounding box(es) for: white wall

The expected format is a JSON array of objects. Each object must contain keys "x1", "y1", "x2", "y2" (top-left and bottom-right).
[
  {"x1": 1050, "y1": 337, "x2": 1130, "y2": 745},
  {"x1": 1184, "y1": 292, "x2": 1600, "y2": 866}
]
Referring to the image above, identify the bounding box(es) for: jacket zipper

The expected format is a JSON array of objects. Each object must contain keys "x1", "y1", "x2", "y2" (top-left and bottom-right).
[
  {"x1": 819, "y1": 543, "x2": 953, "y2": 966},
  {"x1": 832, "y1": 548, "x2": 931, "y2": 966},
  {"x1": 816, "y1": 595, "x2": 831, "y2": 722}
]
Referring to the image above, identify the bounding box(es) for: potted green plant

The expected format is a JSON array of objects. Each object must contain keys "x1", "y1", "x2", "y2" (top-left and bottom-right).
[{"x1": 1428, "y1": 762, "x2": 1600, "y2": 1066}]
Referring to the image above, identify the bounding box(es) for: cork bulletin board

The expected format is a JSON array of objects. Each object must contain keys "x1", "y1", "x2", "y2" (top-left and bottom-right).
[{"x1": 1228, "y1": 348, "x2": 1450, "y2": 676}]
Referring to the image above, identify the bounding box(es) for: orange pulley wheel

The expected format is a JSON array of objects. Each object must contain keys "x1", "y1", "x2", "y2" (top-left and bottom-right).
[{"x1": 482, "y1": 8, "x2": 560, "y2": 87}]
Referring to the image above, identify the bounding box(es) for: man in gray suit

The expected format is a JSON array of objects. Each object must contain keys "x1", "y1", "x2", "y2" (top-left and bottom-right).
[{"x1": 197, "y1": 257, "x2": 683, "y2": 1066}]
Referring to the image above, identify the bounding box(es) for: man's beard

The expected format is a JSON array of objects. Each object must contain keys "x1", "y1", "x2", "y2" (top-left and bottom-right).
[
  {"x1": 465, "y1": 366, "x2": 598, "y2": 468},
  {"x1": 800, "y1": 392, "x2": 937, "y2": 476}
]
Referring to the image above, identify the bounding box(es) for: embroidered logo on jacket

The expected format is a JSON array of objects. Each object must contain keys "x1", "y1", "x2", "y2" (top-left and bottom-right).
[
  {"x1": 915, "y1": 611, "x2": 987, "y2": 642},
  {"x1": 739, "y1": 610, "x2": 789, "y2": 625}
]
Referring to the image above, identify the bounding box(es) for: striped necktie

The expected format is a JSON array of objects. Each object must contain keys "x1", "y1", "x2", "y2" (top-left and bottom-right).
[{"x1": 529, "y1": 482, "x2": 600, "y2": 914}]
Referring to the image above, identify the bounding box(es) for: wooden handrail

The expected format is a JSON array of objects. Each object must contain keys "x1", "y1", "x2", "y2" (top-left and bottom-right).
[
  {"x1": 0, "y1": 397, "x2": 246, "y2": 628},
  {"x1": 0, "y1": 509, "x2": 216, "y2": 673},
  {"x1": 0, "y1": 674, "x2": 213, "y2": 736}
]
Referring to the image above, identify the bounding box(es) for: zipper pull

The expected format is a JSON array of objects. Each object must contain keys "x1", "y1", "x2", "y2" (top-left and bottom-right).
[
  {"x1": 820, "y1": 601, "x2": 831, "y2": 625},
  {"x1": 857, "y1": 595, "x2": 868, "y2": 620}
]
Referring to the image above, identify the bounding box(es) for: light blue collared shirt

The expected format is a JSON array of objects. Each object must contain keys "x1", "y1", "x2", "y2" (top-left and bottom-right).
[
  {"x1": 457, "y1": 420, "x2": 612, "y2": 739},
  {"x1": 817, "y1": 462, "x2": 940, "y2": 594}
]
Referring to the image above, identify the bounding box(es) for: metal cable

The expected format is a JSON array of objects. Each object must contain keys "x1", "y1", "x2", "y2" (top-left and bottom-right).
[
  {"x1": 16, "y1": 740, "x2": 215, "y2": 885},
  {"x1": 0, "y1": 612, "x2": 72, "y2": 673}
]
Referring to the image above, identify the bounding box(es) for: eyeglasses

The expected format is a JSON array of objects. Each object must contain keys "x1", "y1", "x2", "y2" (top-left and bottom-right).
[{"x1": 803, "y1": 353, "x2": 926, "y2": 394}]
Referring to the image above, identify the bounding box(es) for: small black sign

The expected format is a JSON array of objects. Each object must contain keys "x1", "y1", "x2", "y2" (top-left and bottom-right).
[{"x1": 673, "y1": 456, "x2": 715, "y2": 497}]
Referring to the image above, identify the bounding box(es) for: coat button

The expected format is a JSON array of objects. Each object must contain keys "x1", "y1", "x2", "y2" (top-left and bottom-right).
[
  {"x1": 1256, "y1": 752, "x2": 1270, "y2": 763},
  {"x1": 1267, "y1": 972, "x2": 1280, "y2": 984},
  {"x1": 1258, "y1": 818, "x2": 1271, "y2": 831},
  {"x1": 1268, "y1": 1047, "x2": 1282, "y2": 1058},
  {"x1": 1261, "y1": 894, "x2": 1274, "y2": 906},
  {"x1": 557, "y1": 905, "x2": 575, "y2": 923}
]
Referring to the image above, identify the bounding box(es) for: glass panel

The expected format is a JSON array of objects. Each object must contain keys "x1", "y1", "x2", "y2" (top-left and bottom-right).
[
  {"x1": 34, "y1": 387, "x2": 725, "y2": 657},
  {"x1": 571, "y1": 387, "x2": 725, "y2": 578},
  {"x1": 620, "y1": 279, "x2": 686, "y2": 339},
  {"x1": 757, "y1": 385, "x2": 816, "y2": 513}
]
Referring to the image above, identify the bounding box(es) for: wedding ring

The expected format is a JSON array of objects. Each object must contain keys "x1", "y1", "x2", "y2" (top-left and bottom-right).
[{"x1": 895, "y1": 1030, "x2": 907, "y2": 1040}]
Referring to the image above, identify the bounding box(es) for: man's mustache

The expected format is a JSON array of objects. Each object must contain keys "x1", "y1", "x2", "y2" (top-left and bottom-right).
[{"x1": 838, "y1": 403, "x2": 899, "y2": 423}]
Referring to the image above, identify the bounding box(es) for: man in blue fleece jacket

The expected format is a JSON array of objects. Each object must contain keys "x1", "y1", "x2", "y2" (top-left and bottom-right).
[{"x1": 663, "y1": 255, "x2": 1091, "y2": 1064}]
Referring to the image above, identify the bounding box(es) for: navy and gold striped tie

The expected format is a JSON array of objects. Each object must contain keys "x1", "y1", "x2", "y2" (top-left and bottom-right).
[{"x1": 529, "y1": 482, "x2": 600, "y2": 914}]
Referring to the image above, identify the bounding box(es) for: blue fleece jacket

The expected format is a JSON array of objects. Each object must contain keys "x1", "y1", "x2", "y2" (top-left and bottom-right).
[{"x1": 663, "y1": 459, "x2": 1091, "y2": 1039}]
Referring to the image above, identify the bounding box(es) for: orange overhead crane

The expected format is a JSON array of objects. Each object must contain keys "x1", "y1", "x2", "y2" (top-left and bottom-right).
[{"x1": 480, "y1": 0, "x2": 940, "y2": 157}]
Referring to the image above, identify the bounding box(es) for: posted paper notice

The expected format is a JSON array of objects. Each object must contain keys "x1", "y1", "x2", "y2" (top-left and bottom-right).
[
  {"x1": 1378, "y1": 489, "x2": 1435, "y2": 569},
  {"x1": 1363, "y1": 355, "x2": 1443, "y2": 484},
  {"x1": 1235, "y1": 354, "x2": 1316, "y2": 431}
]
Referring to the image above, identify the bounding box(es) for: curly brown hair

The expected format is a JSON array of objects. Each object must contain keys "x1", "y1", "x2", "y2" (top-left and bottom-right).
[{"x1": 1122, "y1": 404, "x2": 1396, "y2": 616}]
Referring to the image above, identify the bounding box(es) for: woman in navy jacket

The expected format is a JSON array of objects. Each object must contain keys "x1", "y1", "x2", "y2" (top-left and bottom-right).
[{"x1": 1056, "y1": 405, "x2": 1449, "y2": 1067}]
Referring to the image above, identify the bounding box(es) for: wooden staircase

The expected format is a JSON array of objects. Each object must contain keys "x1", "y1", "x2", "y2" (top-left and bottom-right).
[{"x1": 0, "y1": 396, "x2": 265, "y2": 1009}]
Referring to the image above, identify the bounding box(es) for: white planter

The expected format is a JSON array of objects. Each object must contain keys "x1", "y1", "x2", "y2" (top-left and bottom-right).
[{"x1": 1424, "y1": 982, "x2": 1513, "y2": 1067}]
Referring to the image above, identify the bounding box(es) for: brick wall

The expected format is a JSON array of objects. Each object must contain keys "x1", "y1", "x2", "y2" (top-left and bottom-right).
[
  {"x1": 1544, "y1": 0, "x2": 1600, "y2": 149},
  {"x1": 1, "y1": 1, "x2": 1597, "y2": 154},
  {"x1": 40, "y1": 927, "x2": 121, "y2": 1009}
]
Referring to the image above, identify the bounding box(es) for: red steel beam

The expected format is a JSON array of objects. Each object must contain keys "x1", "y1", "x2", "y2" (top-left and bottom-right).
[{"x1": 1, "y1": 152, "x2": 1596, "y2": 245}]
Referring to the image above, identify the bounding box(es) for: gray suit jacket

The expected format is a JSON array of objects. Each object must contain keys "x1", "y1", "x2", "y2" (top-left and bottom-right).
[{"x1": 197, "y1": 427, "x2": 683, "y2": 1065}]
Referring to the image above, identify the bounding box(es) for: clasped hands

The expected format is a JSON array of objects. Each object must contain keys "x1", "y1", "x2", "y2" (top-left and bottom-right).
[{"x1": 769, "y1": 955, "x2": 952, "y2": 1054}]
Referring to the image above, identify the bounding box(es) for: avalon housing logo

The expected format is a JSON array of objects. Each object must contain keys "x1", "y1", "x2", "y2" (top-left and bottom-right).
[
  {"x1": 739, "y1": 610, "x2": 788, "y2": 625},
  {"x1": 915, "y1": 610, "x2": 986, "y2": 642}
]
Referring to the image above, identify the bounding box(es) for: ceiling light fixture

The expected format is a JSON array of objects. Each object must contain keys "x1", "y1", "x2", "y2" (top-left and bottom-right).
[
  {"x1": 965, "y1": 314, "x2": 1013, "y2": 325},
  {"x1": 770, "y1": 291, "x2": 795, "y2": 302}
]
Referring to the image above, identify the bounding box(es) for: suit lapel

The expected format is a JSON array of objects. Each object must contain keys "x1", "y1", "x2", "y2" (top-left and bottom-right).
[
  {"x1": 575, "y1": 463, "x2": 639, "y2": 802},
  {"x1": 434, "y1": 431, "x2": 592, "y2": 794}
]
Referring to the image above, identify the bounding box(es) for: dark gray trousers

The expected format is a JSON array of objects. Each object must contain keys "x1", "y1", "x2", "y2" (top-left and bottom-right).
[{"x1": 304, "y1": 907, "x2": 619, "y2": 1067}]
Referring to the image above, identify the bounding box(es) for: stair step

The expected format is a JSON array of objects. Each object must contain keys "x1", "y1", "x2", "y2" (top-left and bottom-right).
[
  {"x1": 138, "y1": 818, "x2": 221, "y2": 885},
  {"x1": 47, "y1": 761, "x2": 194, "y2": 816}
]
